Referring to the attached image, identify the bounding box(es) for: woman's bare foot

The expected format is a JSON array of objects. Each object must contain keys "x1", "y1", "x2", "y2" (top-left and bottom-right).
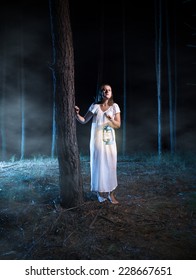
[
  {"x1": 108, "y1": 192, "x2": 119, "y2": 204},
  {"x1": 97, "y1": 192, "x2": 106, "y2": 203}
]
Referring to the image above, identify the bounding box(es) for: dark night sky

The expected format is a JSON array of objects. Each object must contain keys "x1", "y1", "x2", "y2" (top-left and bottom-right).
[{"x1": 0, "y1": 0, "x2": 195, "y2": 158}]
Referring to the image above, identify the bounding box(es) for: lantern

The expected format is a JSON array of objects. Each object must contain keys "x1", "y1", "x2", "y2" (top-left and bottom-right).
[{"x1": 103, "y1": 125, "x2": 114, "y2": 145}]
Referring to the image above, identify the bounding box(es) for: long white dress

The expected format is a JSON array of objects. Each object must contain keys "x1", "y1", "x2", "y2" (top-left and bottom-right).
[{"x1": 88, "y1": 103, "x2": 120, "y2": 193}]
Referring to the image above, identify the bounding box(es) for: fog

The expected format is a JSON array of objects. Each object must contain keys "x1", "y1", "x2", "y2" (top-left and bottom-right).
[{"x1": 0, "y1": 0, "x2": 195, "y2": 160}]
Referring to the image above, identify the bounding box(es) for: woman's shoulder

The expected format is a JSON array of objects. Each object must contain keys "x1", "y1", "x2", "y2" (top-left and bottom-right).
[
  {"x1": 89, "y1": 102, "x2": 99, "y2": 112},
  {"x1": 89, "y1": 102, "x2": 99, "y2": 108},
  {"x1": 112, "y1": 103, "x2": 121, "y2": 112}
]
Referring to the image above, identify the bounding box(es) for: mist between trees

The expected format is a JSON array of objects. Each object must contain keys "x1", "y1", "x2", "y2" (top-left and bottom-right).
[{"x1": 0, "y1": 0, "x2": 195, "y2": 161}]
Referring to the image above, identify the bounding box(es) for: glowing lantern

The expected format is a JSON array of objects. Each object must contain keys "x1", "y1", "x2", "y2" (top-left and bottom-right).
[{"x1": 103, "y1": 125, "x2": 114, "y2": 145}]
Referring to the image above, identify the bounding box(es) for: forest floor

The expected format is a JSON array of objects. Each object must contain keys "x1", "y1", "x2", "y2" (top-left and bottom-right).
[{"x1": 0, "y1": 153, "x2": 195, "y2": 260}]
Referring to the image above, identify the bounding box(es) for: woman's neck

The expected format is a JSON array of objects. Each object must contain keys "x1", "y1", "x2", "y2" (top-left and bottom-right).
[{"x1": 101, "y1": 99, "x2": 109, "y2": 106}]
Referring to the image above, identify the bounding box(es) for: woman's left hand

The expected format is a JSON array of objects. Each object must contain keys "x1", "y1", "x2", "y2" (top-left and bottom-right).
[{"x1": 105, "y1": 114, "x2": 113, "y2": 121}]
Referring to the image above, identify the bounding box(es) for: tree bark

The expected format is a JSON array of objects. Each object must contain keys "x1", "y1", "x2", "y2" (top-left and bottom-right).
[{"x1": 51, "y1": 0, "x2": 83, "y2": 208}]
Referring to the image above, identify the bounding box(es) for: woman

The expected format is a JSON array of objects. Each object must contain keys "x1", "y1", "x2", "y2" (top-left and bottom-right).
[{"x1": 75, "y1": 84, "x2": 121, "y2": 204}]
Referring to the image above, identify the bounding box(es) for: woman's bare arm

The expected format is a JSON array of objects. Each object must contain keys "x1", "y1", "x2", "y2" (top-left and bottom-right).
[
  {"x1": 106, "y1": 112, "x2": 121, "y2": 129},
  {"x1": 75, "y1": 106, "x2": 93, "y2": 124}
]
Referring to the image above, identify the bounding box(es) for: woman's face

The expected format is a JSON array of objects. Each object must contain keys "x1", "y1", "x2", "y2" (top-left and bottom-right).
[{"x1": 101, "y1": 85, "x2": 112, "y2": 100}]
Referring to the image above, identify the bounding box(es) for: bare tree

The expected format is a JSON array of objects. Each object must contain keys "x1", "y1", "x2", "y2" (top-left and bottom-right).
[
  {"x1": 166, "y1": 1, "x2": 175, "y2": 154},
  {"x1": 19, "y1": 21, "x2": 25, "y2": 160},
  {"x1": 154, "y1": 0, "x2": 162, "y2": 158},
  {"x1": 122, "y1": 0, "x2": 127, "y2": 156},
  {"x1": 95, "y1": 0, "x2": 105, "y2": 102},
  {"x1": 49, "y1": 0, "x2": 57, "y2": 158},
  {"x1": 0, "y1": 30, "x2": 7, "y2": 161},
  {"x1": 50, "y1": 0, "x2": 83, "y2": 208}
]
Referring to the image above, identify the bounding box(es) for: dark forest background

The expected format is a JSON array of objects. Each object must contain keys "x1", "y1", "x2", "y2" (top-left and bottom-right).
[
  {"x1": 0, "y1": 0, "x2": 196, "y2": 261},
  {"x1": 0, "y1": 0, "x2": 195, "y2": 160}
]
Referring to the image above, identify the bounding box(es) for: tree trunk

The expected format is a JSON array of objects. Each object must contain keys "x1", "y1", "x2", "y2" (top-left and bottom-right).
[
  {"x1": 96, "y1": 1, "x2": 104, "y2": 102},
  {"x1": 166, "y1": 1, "x2": 174, "y2": 155},
  {"x1": 0, "y1": 27, "x2": 7, "y2": 161},
  {"x1": 49, "y1": 0, "x2": 57, "y2": 158},
  {"x1": 51, "y1": 0, "x2": 83, "y2": 208},
  {"x1": 122, "y1": 0, "x2": 127, "y2": 156},
  {"x1": 154, "y1": 0, "x2": 162, "y2": 158},
  {"x1": 20, "y1": 22, "x2": 25, "y2": 160}
]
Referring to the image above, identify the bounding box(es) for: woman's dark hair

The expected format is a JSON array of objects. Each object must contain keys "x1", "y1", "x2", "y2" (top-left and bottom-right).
[{"x1": 94, "y1": 84, "x2": 114, "y2": 105}]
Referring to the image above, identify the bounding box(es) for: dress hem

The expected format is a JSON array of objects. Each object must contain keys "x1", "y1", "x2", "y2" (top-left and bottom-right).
[{"x1": 91, "y1": 185, "x2": 118, "y2": 193}]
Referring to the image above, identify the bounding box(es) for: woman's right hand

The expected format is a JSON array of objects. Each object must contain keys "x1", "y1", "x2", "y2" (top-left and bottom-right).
[{"x1": 75, "y1": 106, "x2": 80, "y2": 115}]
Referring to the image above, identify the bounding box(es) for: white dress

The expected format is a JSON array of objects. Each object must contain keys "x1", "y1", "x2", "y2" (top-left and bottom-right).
[{"x1": 89, "y1": 103, "x2": 120, "y2": 193}]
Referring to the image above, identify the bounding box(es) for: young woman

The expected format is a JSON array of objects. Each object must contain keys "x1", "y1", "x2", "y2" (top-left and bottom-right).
[{"x1": 75, "y1": 84, "x2": 121, "y2": 204}]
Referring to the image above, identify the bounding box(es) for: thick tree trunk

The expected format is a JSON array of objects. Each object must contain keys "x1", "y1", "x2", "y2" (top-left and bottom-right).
[{"x1": 51, "y1": 0, "x2": 83, "y2": 208}]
